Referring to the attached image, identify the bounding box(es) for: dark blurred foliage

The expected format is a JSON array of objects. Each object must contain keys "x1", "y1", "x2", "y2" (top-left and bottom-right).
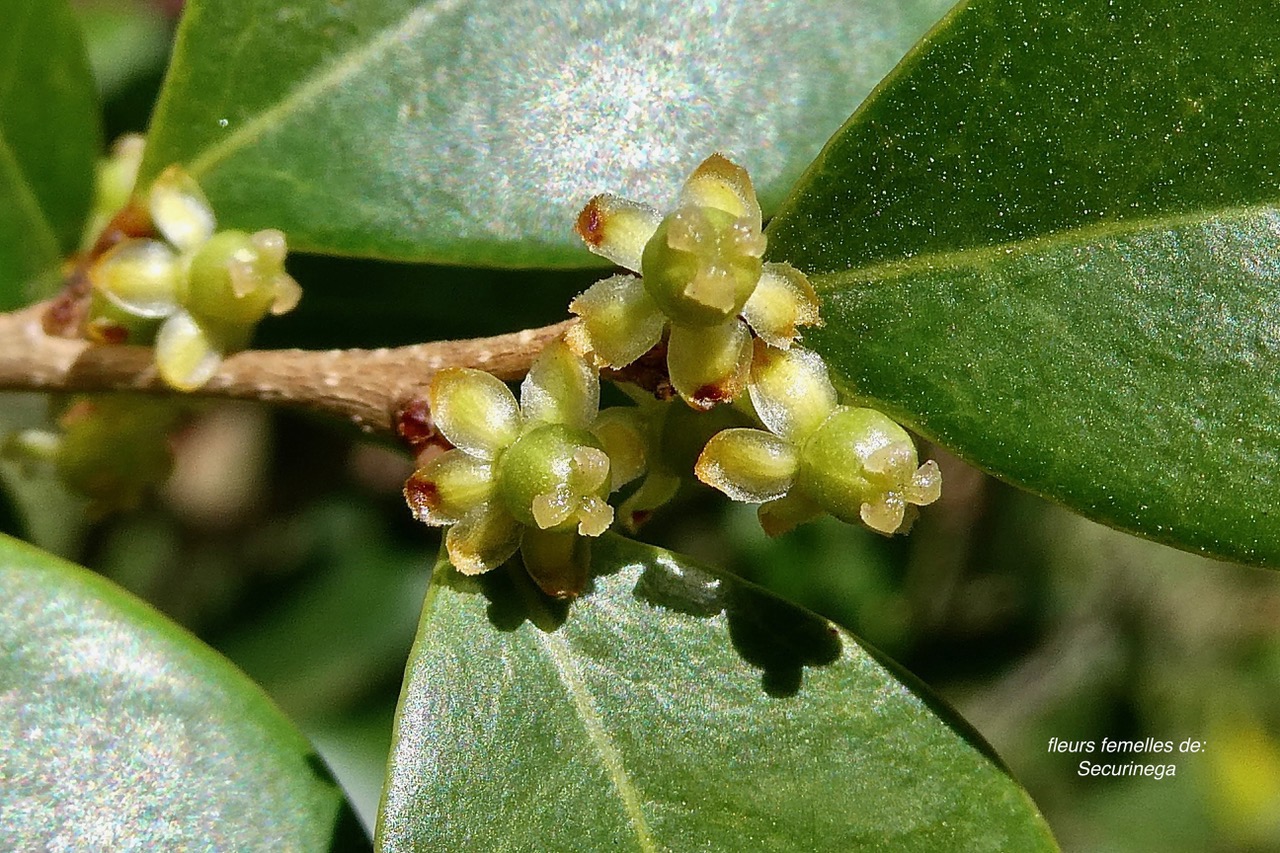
[{"x1": 6, "y1": 3, "x2": 1280, "y2": 846}]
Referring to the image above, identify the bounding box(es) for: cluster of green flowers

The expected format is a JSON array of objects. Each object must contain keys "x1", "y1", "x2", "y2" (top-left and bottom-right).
[
  {"x1": 3, "y1": 138, "x2": 303, "y2": 514},
  {"x1": 567, "y1": 154, "x2": 819, "y2": 409},
  {"x1": 404, "y1": 154, "x2": 942, "y2": 597},
  {"x1": 48, "y1": 139, "x2": 940, "y2": 591},
  {"x1": 84, "y1": 137, "x2": 301, "y2": 390}
]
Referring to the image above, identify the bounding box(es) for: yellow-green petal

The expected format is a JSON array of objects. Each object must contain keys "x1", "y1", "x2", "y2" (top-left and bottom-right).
[
  {"x1": 678, "y1": 153, "x2": 762, "y2": 229},
  {"x1": 445, "y1": 502, "x2": 523, "y2": 576},
  {"x1": 90, "y1": 239, "x2": 180, "y2": 319},
  {"x1": 667, "y1": 321, "x2": 752, "y2": 410},
  {"x1": 575, "y1": 193, "x2": 661, "y2": 272},
  {"x1": 148, "y1": 165, "x2": 215, "y2": 251},
  {"x1": 520, "y1": 339, "x2": 599, "y2": 429},
  {"x1": 154, "y1": 311, "x2": 223, "y2": 391},
  {"x1": 591, "y1": 407, "x2": 647, "y2": 490},
  {"x1": 695, "y1": 428, "x2": 798, "y2": 503},
  {"x1": 427, "y1": 368, "x2": 521, "y2": 460},
  {"x1": 741, "y1": 262, "x2": 821, "y2": 349},
  {"x1": 403, "y1": 449, "x2": 494, "y2": 526},
  {"x1": 748, "y1": 341, "x2": 838, "y2": 442},
  {"x1": 567, "y1": 275, "x2": 665, "y2": 368}
]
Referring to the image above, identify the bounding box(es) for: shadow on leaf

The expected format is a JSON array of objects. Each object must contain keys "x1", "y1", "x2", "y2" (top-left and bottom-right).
[
  {"x1": 436, "y1": 535, "x2": 842, "y2": 697},
  {"x1": 628, "y1": 540, "x2": 841, "y2": 697}
]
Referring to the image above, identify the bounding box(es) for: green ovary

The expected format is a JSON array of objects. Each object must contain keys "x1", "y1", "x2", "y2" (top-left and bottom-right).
[
  {"x1": 496, "y1": 423, "x2": 611, "y2": 532},
  {"x1": 795, "y1": 407, "x2": 917, "y2": 526},
  {"x1": 182, "y1": 231, "x2": 281, "y2": 325},
  {"x1": 640, "y1": 207, "x2": 763, "y2": 327}
]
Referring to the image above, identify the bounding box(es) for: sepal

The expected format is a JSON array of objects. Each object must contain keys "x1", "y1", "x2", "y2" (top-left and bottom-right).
[
  {"x1": 567, "y1": 275, "x2": 665, "y2": 368},
  {"x1": 404, "y1": 450, "x2": 495, "y2": 525}
]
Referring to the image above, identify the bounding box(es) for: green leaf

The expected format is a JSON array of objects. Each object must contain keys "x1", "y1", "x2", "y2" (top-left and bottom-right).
[
  {"x1": 74, "y1": 0, "x2": 172, "y2": 98},
  {"x1": 140, "y1": 0, "x2": 953, "y2": 267},
  {"x1": 766, "y1": 0, "x2": 1280, "y2": 566},
  {"x1": 377, "y1": 536, "x2": 1057, "y2": 851},
  {"x1": 0, "y1": 533, "x2": 369, "y2": 850},
  {"x1": 0, "y1": 0, "x2": 100, "y2": 308}
]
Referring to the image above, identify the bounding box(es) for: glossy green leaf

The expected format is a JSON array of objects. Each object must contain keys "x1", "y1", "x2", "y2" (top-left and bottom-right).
[
  {"x1": 0, "y1": 533, "x2": 369, "y2": 850},
  {"x1": 377, "y1": 536, "x2": 1056, "y2": 851},
  {"x1": 766, "y1": 0, "x2": 1280, "y2": 566},
  {"x1": 140, "y1": 0, "x2": 954, "y2": 267},
  {"x1": 0, "y1": 0, "x2": 99, "y2": 308}
]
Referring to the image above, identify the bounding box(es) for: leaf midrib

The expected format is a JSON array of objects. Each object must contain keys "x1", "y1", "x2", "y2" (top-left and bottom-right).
[
  {"x1": 0, "y1": 125, "x2": 62, "y2": 265},
  {"x1": 167, "y1": 0, "x2": 467, "y2": 181},
  {"x1": 533, "y1": 628, "x2": 658, "y2": 853},
  {"x1": 811, "y1": 200, "x2": 1280, "y2": 290}
]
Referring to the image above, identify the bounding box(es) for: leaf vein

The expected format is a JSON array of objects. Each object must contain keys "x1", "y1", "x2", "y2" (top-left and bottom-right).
[
  {"x1": 814, "y1": 201, "x2": 1280, "y2": 291},
  {"x1": 185, "y1": 0, "x2": 467, "y2": 179}
]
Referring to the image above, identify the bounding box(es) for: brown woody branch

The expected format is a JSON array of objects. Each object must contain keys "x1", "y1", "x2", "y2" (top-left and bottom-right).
[{"x1": 0, "y1": 300, "x2": 575, "y2": 438}]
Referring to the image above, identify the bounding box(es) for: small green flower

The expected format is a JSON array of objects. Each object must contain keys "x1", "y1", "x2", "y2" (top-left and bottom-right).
[
  {"x1": 86, "y1": 165, "x2": 301, "y2": 390},
  {"x1": 569, "y1": 154, "x2": 820, "y2": 410},
  {"x1": 695, "y1": 342, "x2": 942, "y2": 536},
  {"x1": 403, "y1": 341, "x2": 645, "y2": 599},
  {"x1": 3, "y1": 396, "x2": 185, "y2": 517}
]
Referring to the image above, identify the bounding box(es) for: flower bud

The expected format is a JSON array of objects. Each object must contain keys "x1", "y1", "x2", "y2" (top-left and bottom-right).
[
  {"x1": 52, "y1": 396, "x2": 184, "y2": 515},
  {"x1": 569, "y1": 153, "x2": 818, "y2": 410},
  {"x1": 83, "y1": 134, "x2": 146, "y2": 247}
]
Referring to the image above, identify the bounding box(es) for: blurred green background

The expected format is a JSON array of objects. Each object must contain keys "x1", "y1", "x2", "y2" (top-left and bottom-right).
[{"x1": 6, "y1": 3, "x2": 1280, "y2": 849}]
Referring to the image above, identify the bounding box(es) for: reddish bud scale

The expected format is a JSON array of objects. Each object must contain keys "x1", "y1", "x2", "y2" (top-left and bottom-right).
[
  {"x1": 88, "y1": 201, "x2": 156, "y2": 259},
  {"x1": 394, "y1": 398, "x2": 454, "y2": 456}
]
